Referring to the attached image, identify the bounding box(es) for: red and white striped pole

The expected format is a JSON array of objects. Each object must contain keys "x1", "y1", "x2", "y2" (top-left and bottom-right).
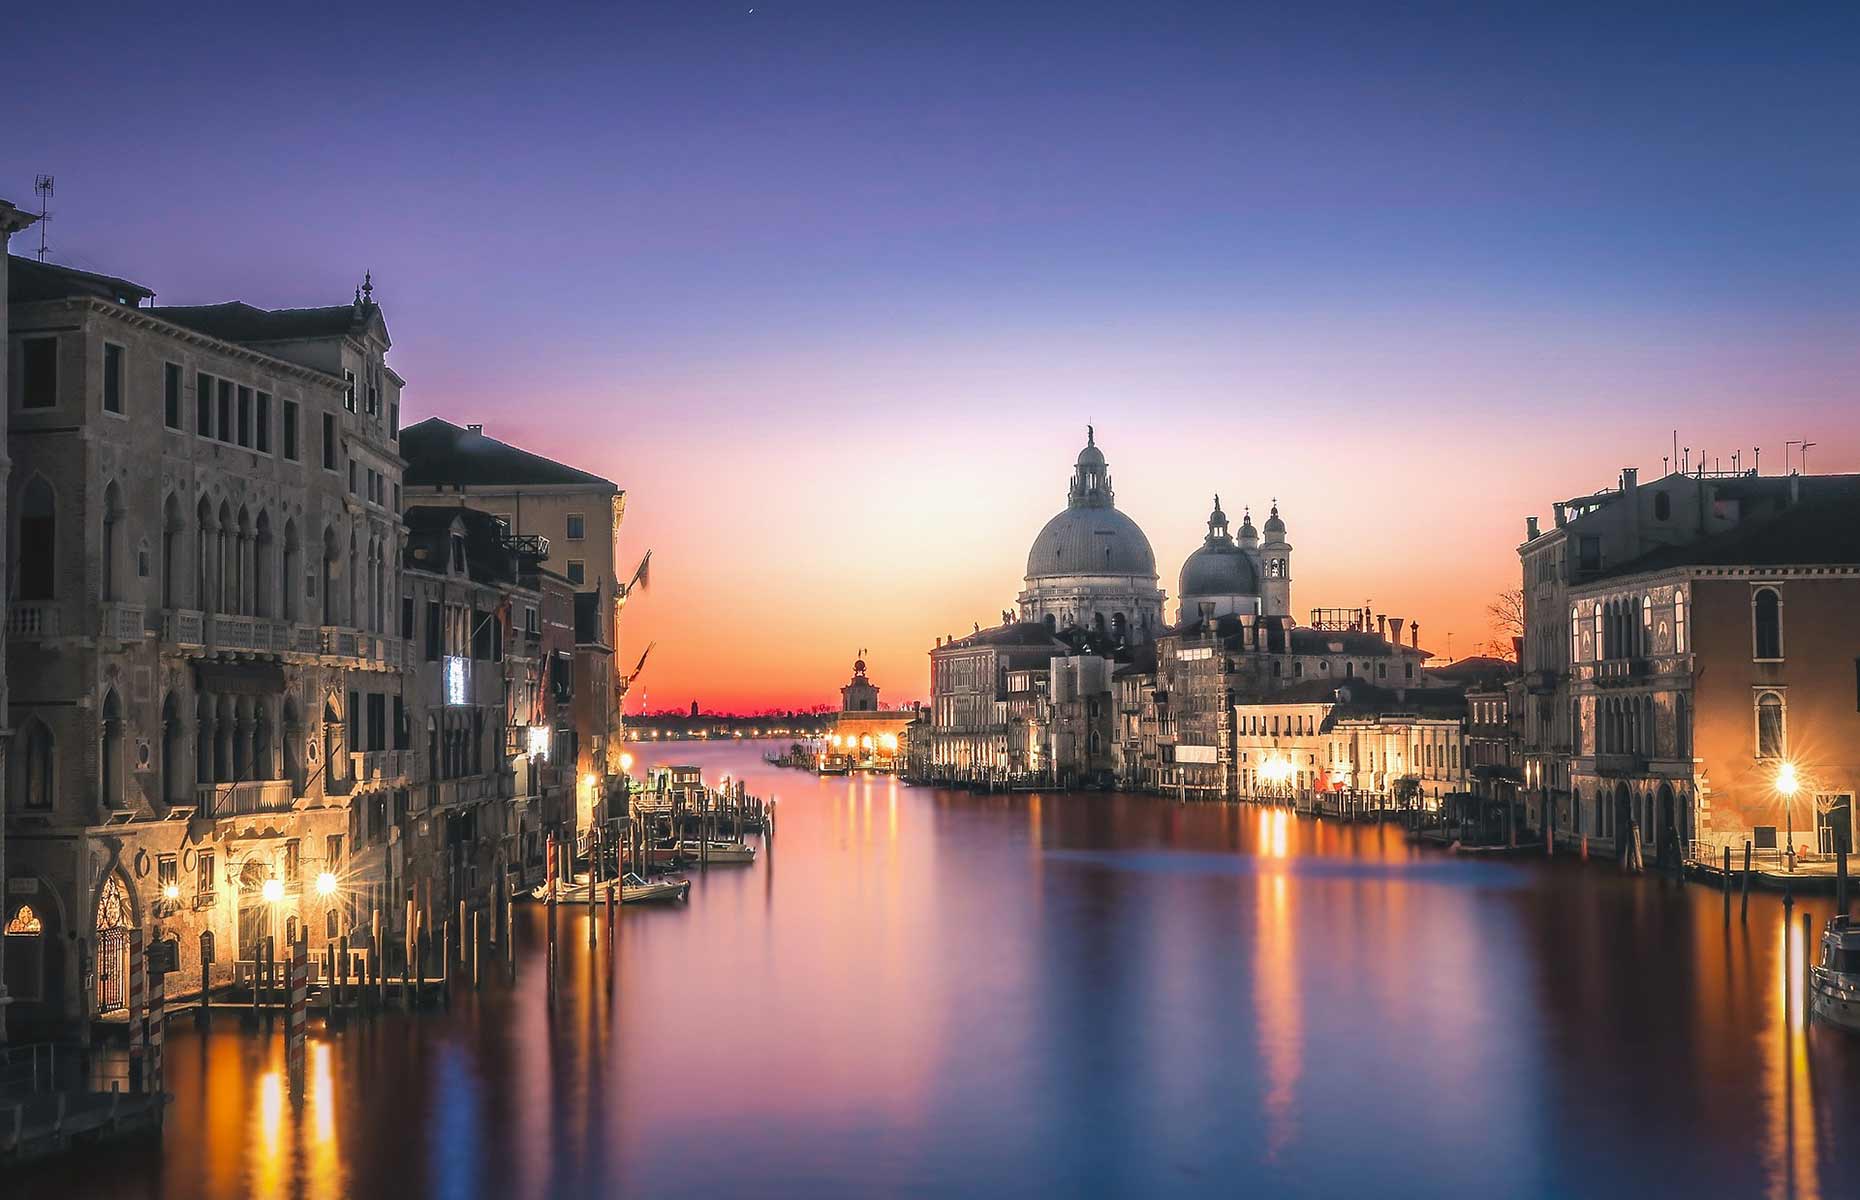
[
  {"x1": 146, "y1": 942, "x2": 165, "y2": 1095},
  {"x1": 127, "y1": 928, "x2": 145, "y2": 1092}
]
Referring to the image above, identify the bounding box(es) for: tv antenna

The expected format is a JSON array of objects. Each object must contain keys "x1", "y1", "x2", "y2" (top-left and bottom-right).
[{"x1": 32, "y1": 175, "x2": 52, "y2": 261}]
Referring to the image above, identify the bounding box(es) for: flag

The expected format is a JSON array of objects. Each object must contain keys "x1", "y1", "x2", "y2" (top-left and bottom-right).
[{"x1": 623, "y1": 550, "x2": 652, "y2": 597}]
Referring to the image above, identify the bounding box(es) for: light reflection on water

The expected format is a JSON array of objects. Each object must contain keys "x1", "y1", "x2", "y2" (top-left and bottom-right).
[{"x1": 17, "y1": 740, "x2": 1860, "y2": 1199}]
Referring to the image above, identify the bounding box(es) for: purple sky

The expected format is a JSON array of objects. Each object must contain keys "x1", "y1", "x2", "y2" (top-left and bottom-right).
[{"x1": 7, "y1": 1, "x2": 1859, "y2": 707}]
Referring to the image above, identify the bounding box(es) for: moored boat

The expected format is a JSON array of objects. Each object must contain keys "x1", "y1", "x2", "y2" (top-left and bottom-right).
[
  {"x1": 1810, "y1": 914, "x2": 1860, "y2": 1031},
  {"x1": 678, "y1": 840, "x2": 757, "y2": 864},
  {"x1": 620, "y1": 872, "x2": 691, "y2": 904}
]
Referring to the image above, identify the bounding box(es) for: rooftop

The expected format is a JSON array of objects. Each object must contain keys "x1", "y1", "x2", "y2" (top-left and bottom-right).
[
  {"x1": 1590, "y1": 493, "x2": 1860, "y2": 581},
  {"x1": 148, "y1": 299, "x2": 387, "y2": 346},
  {"x1": 401, "y1": 417, "x2": 618, "y2": 490},
  {"x1": 9, "y1": 253, "x2": 154, "y2": 307}
]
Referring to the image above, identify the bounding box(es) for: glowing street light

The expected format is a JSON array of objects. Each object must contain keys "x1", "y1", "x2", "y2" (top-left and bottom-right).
[
  {"x1": 315, "y1": 871, "x2": 339, "y2": 897},
  {"x1": 261, "y1": 877, "x2": 285, "y2": 904},
  {"x1": 619, "y1": 751, "x2": 634, "y2": 773},
  {"x1": 1778, "y1": 761, "x2": 1801, "y2": 872}
]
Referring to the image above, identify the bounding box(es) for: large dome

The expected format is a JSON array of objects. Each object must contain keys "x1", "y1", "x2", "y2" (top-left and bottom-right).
[
  {"x1": 1027, "y1": 505, "x2": 1158, "y2": 578},
  {"x1": 1180, "y1": 540, "x2": 1259, "y2": 599}
]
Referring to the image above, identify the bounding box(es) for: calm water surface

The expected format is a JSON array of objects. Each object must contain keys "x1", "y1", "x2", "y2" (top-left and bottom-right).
[{"x1": 21, "y1": 740, "x2": 1859, "y2": 1198}]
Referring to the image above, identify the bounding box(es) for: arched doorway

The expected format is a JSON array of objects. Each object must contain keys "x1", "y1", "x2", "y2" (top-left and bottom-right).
[
  {"x1": 94, "y1": 873, "x2": 134, "y2": 1014},
  {"x1": 1614, "y1": 783, "x2": 1632, "y2": 856},
  {"x1": 1658, "y1": 784, "x2": 1678, "y2": 866}
]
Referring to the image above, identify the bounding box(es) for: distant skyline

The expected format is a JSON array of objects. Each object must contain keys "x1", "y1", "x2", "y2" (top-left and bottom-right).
[{"x1": 7, "y1": 1, "x2": 1858, "y2": 710}]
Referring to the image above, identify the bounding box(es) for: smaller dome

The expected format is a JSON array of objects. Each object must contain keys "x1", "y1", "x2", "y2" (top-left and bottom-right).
[
  {"x1": 1238, "y1": 507, "x2": 1257, "y2": 539},
  {"x1": 1263, "y1": 501, "x2": 1285, "y2": 537},
  {"x1": 1180, "y1": 541, "x2": 1261, "y2": 601}
]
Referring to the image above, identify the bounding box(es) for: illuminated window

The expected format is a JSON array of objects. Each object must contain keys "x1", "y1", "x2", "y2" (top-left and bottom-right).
[
  {"x1": 1674, "y1": 592, "x2": 1686, "y2": 653},
  {"x1": 1756, "y1": 692, "x2": 1785, "y2": 759},
  {"x1": 5, "y1": 904, "x2": 43, "y2": 935}
]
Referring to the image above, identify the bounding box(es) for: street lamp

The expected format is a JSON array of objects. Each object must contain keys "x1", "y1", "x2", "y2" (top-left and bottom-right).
[
  {"x1": 261, "y1": 877, "x2": 284, "y2": 904},
  {"x1": 315, "y1": 871, "x2": 339, "y2": 897},
  {"x1": 1778, "y1": 761, "x2": 1800, "y2": 872}
]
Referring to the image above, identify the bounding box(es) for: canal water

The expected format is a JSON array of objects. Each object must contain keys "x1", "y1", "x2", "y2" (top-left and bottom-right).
[{"x1": 18, "y1": 739, "x2": 1859, "y2": 1198}]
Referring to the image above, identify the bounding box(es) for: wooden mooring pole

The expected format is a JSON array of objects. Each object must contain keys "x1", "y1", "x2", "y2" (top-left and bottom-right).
[{"x1": 1741, "y1": 842, "x2": 1752, "y2": 920}]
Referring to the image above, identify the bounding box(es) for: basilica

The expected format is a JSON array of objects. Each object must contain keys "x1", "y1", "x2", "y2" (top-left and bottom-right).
[{"x1": 925, "y1": 429, "x2": 1438, "y2": 796}]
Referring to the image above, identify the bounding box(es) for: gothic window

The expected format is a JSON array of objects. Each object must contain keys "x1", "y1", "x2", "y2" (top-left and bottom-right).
[{"x1": 1674, "y1": 592, "x2": 1687, "y2": 654}]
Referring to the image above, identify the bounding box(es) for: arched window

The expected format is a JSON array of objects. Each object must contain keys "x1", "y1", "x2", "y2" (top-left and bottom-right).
[
  {"x1": 1756, "y1": 692, "x2": 1785, "y2": 759},
  {"x1": 6, "y1": 903, "x2": 46, "y2": 1001},
  {"x1": 254, "y1": 511, "x2": 274, "y2": 618},
  {"x1": 1753, "y1": 588, "x2": 1782, "y2": 659},
  {"x1": 1641, "y1": 596, "x2": 1652, "y2": 656},
  {"x1": 1653, "y1": 490, "x2": 1671, "y2": 521},
  {"x1": 101, "y1": 480, "x2": 126, "y2": 602},
  {"x1": 282, "y1": 519, "x2": 301, "y2": 622},
  {"x1": 161, "y1": 493, "x2": 184, "y2": 609},
  {"x1": 1674, "y1": 592, "x2": 1687, "y2": 654},
  {"x1": 322, "y1": 526, "x2": 341, "y2": 625},
  {"x1": 100, "y1": 688, "x2": 124, "y2": 808},
  {"x1": 18, "y1": 477, "x2": 56, "y2": 600},
  {"x1": 196, "y1": 498, "x2": 216, "y2": 613},
  {"x1": 11, "y1": 719, "x2": 55, "y2": 810},
  {"x1": 196, "y1": 693, "x2": 215, "y2": 787},
  {"x1": 1676, "y1": 694, "x2": 1692, "y2": 759},
  {"x1": 160, "y1": 692, "x2": 182, "y2": 805}
]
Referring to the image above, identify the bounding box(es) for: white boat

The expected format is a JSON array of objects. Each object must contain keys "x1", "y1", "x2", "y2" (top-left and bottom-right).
[
  {"x1": 620, "y1": 873, "x2": 691, "y2": 904},
  {"x1": 528, "y1": 873, "x2": 613, "y2": 902},
  {"x1": 679, "y1": 840, "x2": 757, "y2": 864},
  {"x1": 1810, "y1": 914, "x2": 1860, "y2": 1031}
]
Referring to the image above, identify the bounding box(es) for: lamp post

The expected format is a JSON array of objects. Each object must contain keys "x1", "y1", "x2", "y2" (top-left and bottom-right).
[{"x1": 1778, "y1": 762, "x2": 1800, "y2": 872}]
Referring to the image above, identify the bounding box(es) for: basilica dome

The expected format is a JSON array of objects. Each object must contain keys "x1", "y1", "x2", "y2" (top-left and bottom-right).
[
  {"x1": 1026, "y1": 505, "x2": 1157, "y2": 578},
  {"x1": 1016, "y1": 428, "x2": 1166, "y2": 641},
  {"x1": 1024, "y1": 427, "x2": 1157, "y2": 579}
]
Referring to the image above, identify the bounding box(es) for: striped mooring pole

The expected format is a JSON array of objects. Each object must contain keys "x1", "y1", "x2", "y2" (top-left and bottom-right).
[
  {"x1": 127, "y1": 928, "x2": 146, "y2": 1093},
  {"x1": 287, "y1": 938, "x2": 308, "y2": 1088},
  {"x1": 146, "y1": 941, "x2": 166, "y2": 1096}
]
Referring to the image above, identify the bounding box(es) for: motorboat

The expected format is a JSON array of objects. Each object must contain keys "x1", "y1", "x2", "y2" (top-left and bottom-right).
[
  {"x1": 678, "y1": 840, "x2": 757, "y2": 864},
  {"x1": 620, "y1": 873, "x2": 691, "y2": 904},
  {"x1": 1810, "y1": 914, "x2": 1860, "y2": 1032},
  {"x1": 528, "y1": 873, "x2": 612, "y2": 902}
]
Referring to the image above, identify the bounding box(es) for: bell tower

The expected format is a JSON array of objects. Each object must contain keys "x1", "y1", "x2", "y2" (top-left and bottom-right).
[{"x1": 1260, "y1": 500, "x2": 1292, "y2": 618}]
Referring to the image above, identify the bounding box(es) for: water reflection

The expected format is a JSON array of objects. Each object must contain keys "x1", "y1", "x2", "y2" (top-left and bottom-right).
[{"x1": 16, "y1": 741, "x2": 1860, "y2": 1199}]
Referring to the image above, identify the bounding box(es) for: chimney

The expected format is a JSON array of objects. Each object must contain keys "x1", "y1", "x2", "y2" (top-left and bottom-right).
[
  {"x1": 1411, "y1": 622, "x2": 1420, "y2": 650},
  {"x1": 1554, "y1": 503, "x2": 1568, "y2": 529},
  {"x1": 467, "y1": 423, "x2": 484, "y2": 435},
  {"x1": 1622, "y1": 466, "x2": 1642, "y2": 559},
  {"x1": 1526, "y1": 515, "x2": 1540, "y2": 539},
  {"x1": 1390, "y1": 617, "x2": 1405, "y2": 646},
  {"x1": 1377, "y1": 614, "x2": 1387, "y2": 639}
]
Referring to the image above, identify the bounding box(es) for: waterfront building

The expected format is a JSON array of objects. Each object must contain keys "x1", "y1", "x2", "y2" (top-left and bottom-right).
[
  {"x1": 926, "y1": 624, "x2": 1068, "y2": 779},
  {"x1": 1517, "y1": 465, "x2": 1860, "y2": 847},
  {"x1": 4, "y1": 256, "x2": 409, "y2": 1033},
  {"x1": 400, "y1": 418, "x2": 627, "y2": 836},
  {"x1": 1564, "y1": 493, "x2": 1860, "y2": 867},
  {"x1": 0, "y1": 201, "x2": 40, "y2": 1041},
  {"x1": 823, "y1": 658, "x2": 915, "y2": 771},
  {"x1": 1464, "y1": 680, "x2": 1524, "y2": 825},
  {"x1": 1230, "y1": 682, "x2": 1468, "y2": 808},
  {"x1": 401, "y1": 506, "x2": 548, "y2": 908}
]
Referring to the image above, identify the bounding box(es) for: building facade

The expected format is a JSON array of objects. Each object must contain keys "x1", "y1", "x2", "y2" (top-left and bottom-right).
[
  {"x1": 4, "y1": 257, "x2": 409, "y2": 1033},
  {"x1": 1565, "y1": 495, "x2": 1860, "y2": 867},
  {"x1": 401, "y1": 418, "x2": 628, "y2": 838}
]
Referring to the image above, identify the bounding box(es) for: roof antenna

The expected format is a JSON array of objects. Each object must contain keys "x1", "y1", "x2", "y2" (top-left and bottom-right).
[{"x1": 32, "y1": 174, "x2": 52, "y2": 261}]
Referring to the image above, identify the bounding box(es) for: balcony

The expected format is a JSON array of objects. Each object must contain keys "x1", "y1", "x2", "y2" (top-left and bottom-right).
[
  {"x1": 196, "y1": 779, "x2": 295, "y2": 817},
  {"x1": 100, "y1": 602, "x2": 146, "y2": 642},
  {"x1": 8, "y1": 602, "x2": 60, "y2": 640},
  {"x1": 1594, "y1": 752, "x2": 1649, "y2": 778},
  {"x1": 1595, "y1": 657, "x2": 1650, "y2": 685}
]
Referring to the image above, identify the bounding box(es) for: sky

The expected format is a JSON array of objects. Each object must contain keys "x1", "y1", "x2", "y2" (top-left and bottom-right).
[{"x1": 6, "y1": 1, "x2": 1859, "y2": 711}]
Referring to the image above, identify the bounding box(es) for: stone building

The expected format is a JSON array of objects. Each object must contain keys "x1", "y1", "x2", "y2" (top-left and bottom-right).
[
  {"x1": 925, "y1": 624, "x2": 1068, "y2": 778},
  {"x1": 400, "y1": 506, "x2": 544, "y2": 910},
  {"x1": 0, "y1": 202, "x2": 40, "y2": 1040},
  {"x1": 400, "y1": 417, "x2": 628, "y2": 838},
  {"x1": 1517, "y1": 465, "x2": 1860, "y2": 846},
  {"x1": 1565, "y1": 493, "x2": 1860, "y2": 867},
  {"x1": 4, "y1": 256, "x2": 409, "y2": 1034},
  {"x1": 824, "y1": 658, "x2": 916, "y2": 772}
]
